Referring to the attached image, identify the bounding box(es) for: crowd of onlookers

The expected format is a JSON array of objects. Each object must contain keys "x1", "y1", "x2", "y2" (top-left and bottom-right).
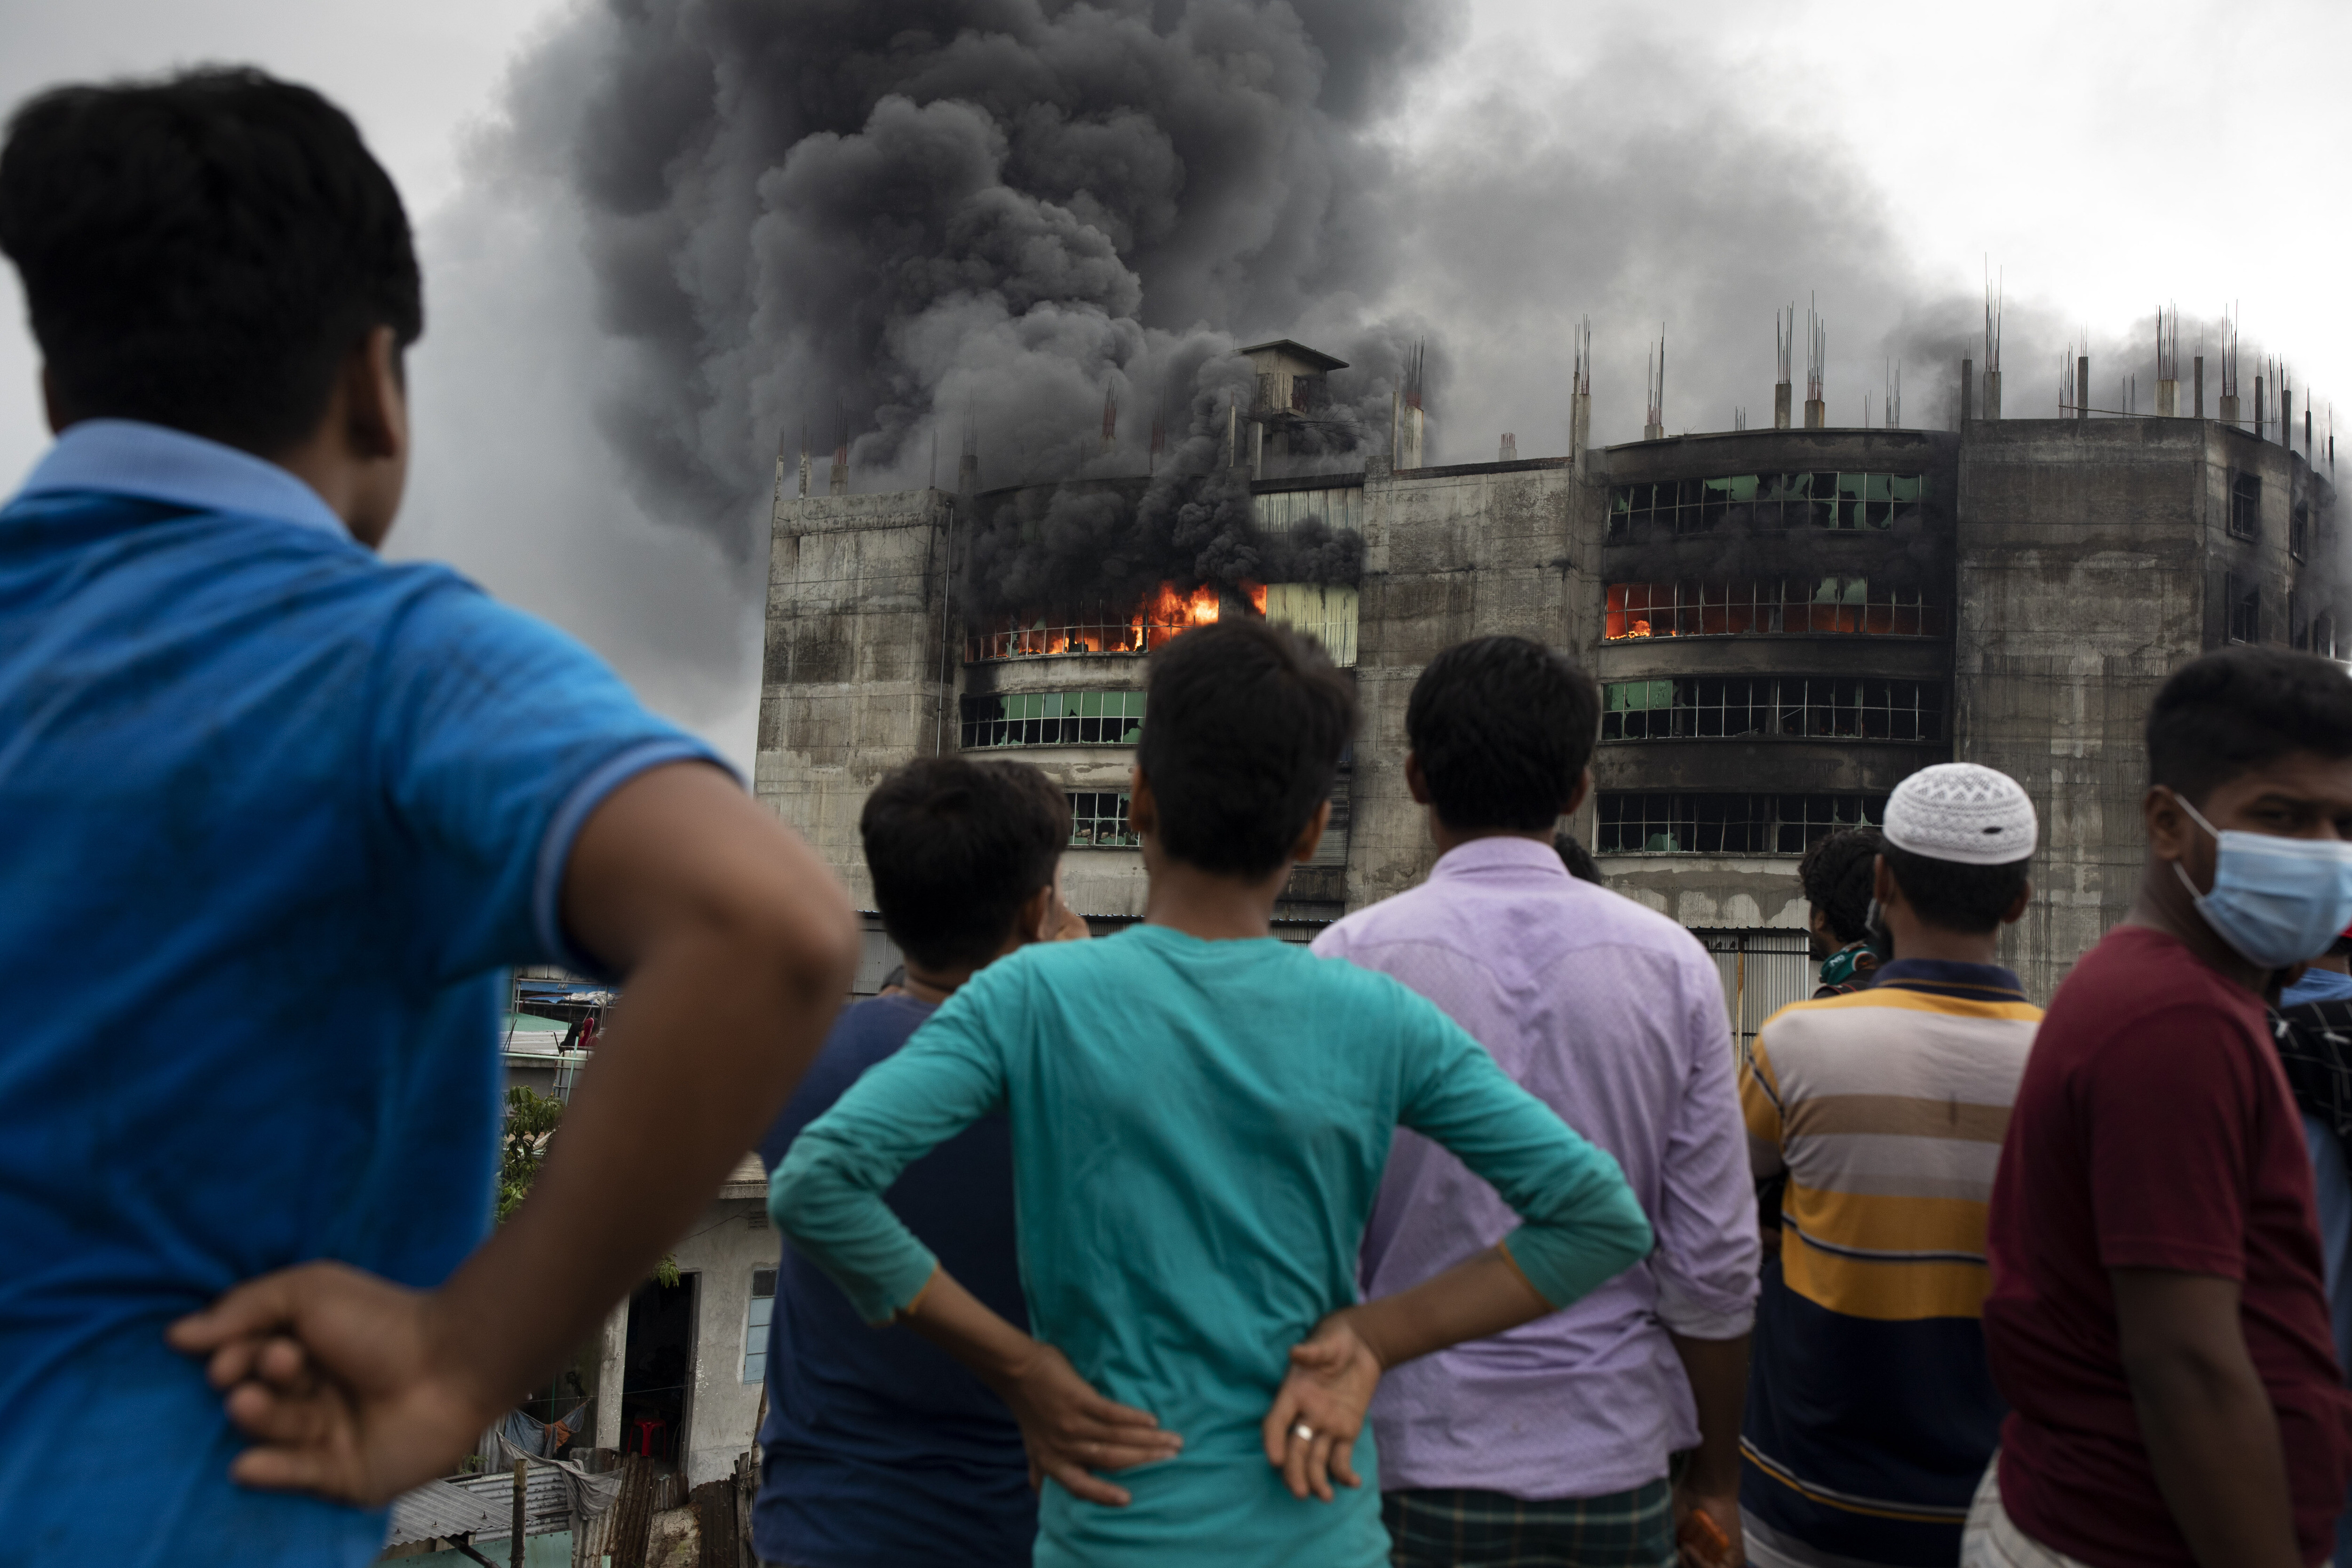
[{"x1": 9, "y1": 64, "x2": 2352, "y2": 1568}]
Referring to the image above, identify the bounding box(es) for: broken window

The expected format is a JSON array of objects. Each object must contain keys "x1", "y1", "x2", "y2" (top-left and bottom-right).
[
  {"x1": 741, "y1": 1271, "x2": 775, "y2": 1385},
  {"x1": 1601, "y1": 678, "x2": 1943, "y2": 742},
  {"x1": 961, "y1": 690, "x2": 1145, "y2": 749},
  {"x1": 2225, "y1": 572, "x2": 2260, "y2": 644},
  {"x1": 1596, "y1": 792, "x2": 1885, "y2": 855},
  {"x1": 1604, "y1": 579, "x2": 1947, "y2": 639},
  {"x1": 2230, "y1": 474, "x2": 2262, "y2": 541},
  {"x1": 1067, "y1": 791, "x2": 1138, "y2": 848},
  {"x1": 1606, "y1": 471, "x2": 1929, "y2": 539}
]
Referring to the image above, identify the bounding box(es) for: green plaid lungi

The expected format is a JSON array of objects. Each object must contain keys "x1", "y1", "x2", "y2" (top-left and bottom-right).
[{"x1": 1382, "y1": 1480, "x2": 1677, "y2": 1568}]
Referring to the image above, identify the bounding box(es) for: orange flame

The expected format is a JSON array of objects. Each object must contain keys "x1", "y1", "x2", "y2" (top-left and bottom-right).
[
  {"x1": 1629, "y1": 619, "x2": 1653, "y2": 638},
  {"x1": 1242, "y1": 580, "x2": 1267, "y2": 614}
]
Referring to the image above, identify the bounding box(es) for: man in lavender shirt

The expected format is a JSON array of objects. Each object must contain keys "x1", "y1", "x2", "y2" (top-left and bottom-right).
[{"x1": 1315, "y1": 636, "x2": 1760, "y2": 1568}]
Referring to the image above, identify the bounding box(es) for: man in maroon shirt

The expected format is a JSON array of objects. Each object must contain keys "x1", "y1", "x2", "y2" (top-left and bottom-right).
[{"x1": 1974, "y1": 646, "x2": 2352, "y2": 1568}]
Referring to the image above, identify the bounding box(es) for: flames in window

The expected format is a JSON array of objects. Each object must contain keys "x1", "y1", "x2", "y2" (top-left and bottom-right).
[{"x1": 969, "y1": 580, "x2": 1264, "y2": 661}]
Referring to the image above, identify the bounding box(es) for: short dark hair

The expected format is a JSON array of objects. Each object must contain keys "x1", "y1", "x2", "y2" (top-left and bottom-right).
[
  {"x1": 1406, "y1": 636, "x2": 1599, "y2": 832},
  {"x1": 1799, "y1": 827, "x2": 1882, "y2": 944},
  {"x1": 1880, "y1": 843, "x2": 2029, "y2": 935},
  {"x1": 2148, "y1": 646, "x2": 2352, "y2": 806},
  {"x1": 1136, "y1": 619, "x2": 1357, "y2": 877},
  {"x1": 1554, "y1": 833, "x2": 1604, "y2": 885},
  {"x1": 0, "y1": 68, "x2": 422, "y2": 453},
  {"x1": 860, "y1": 757, "x2": 1068, "y2": 971}
]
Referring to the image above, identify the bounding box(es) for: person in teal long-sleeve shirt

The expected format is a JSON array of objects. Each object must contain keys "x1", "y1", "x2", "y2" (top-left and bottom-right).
[{"x1": 771, "y1": 621, "x2": 1653, "y2": 1568}]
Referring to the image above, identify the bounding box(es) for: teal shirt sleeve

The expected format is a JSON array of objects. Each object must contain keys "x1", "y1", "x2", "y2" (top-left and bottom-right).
[
  {"x1": 1394, "y1": 995, "x2": 1654, "y2": 1308},
  {"x1": 768, "y1": 968, "x2": 1016, "y2": 1324}
]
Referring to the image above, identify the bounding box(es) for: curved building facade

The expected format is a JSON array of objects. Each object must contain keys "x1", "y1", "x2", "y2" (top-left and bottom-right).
[{"x1": 758, "y1": 346, "x2": 2341, "y2": 1010}]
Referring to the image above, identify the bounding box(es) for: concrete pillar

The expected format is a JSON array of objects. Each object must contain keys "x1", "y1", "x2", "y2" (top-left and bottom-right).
[
  {"x1": 2076, "y1": 357, "x2": 2089, "y2": 422},
  {"x1": 2194, "y1": 357, "x2": 2205, "y2": 419},
  {"x1": 1961, "y1": 359, "x2": 1973, "y2": 425},
  {"x1": 2156, "y1": 379, "x2": 2179, "y2": 417},
  {"x1": 1643, "y1": 417, "x2": 1664, "y2": 441},
  {"x1": 829, "y1": 449, "x2": 848, "y2": 495},
  {"x1": 2221, "y1": 393, "x2": 2241, "y2": 427},
  {"x1": 2282, "y1": 389, "x2": 2293, "y2": 448},
  {"x1": 2307, "y1": 408, "x2": 2314, "y2": 462},
  {"x1": 1984, "y1": 369, "x2": 2002, "y2": 422},
  {"x1": 1773, "y1": 383, "x2": 1792, "y2": 430},
  {"x1": 2256, "y1": 376, "x2": 2265, "y2": 439},
  {"x1": 1249, "y1": 418, "x2": 1264, "y2": 480},
  {"x1": 594, "y1": 1295, "x2": 628, "y2": 1452},
  {"x1": 956, "y1": 452, "x2": 979, "y2": 495},
  {"x1": 1498, "y1": 433, "x2": 1517, "y2": 461},
  {"x1": 1570, "y1": 391, "x2": 1591, "y2": 475},
  {"x1": 796, "y1": 452, "x2": 810, "y2": 499},
  {"x1": 1804, "y1": 398, "x2": 1825, "y2": 430}
]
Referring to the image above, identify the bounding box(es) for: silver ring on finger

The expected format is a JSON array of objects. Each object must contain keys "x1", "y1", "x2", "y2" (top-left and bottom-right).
[{"x1": 1291, "y1": 1422, "x2": 1315, "y2": 1442}]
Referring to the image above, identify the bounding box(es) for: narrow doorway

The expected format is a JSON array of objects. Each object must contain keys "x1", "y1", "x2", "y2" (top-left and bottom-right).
[{"x1": 619, "y1": 1274, "x2": 697, "y2": 1470}]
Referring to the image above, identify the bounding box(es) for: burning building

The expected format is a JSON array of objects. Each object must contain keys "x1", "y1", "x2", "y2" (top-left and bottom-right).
[{"x1": 757, "y1": 336, "x2": 2344, "y2": 1013}]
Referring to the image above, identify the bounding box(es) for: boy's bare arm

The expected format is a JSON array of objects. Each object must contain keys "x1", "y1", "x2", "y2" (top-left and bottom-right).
[
  {"x1": 1262, "y1": 1245, "x2": 1549, "y2": 1502},
  {"x1": 168, "y1": 762, "x2": 859, "y2": 1504},
  {"x1": 898, "y1": 1267, "x2": 1181, "y2": 1506}
]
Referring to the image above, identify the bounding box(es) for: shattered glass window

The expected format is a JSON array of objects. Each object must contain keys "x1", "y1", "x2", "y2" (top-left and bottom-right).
[
  {"x1": 1596, "y1": 792, "x2": 1885, "y2": 855},
  {"x1": 1066, "y1": 791, "x2": 1138, "y2": 848},
  {"x1": 961, "y1": 690, "x2": 1145, "y2": 748}
]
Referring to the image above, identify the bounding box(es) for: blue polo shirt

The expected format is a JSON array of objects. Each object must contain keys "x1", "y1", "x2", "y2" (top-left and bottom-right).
[{"x1": 0, "y1": 420, "x2": 723, "y2": 1566}]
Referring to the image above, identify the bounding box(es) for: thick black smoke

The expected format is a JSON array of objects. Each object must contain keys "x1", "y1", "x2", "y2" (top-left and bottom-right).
[{"x1": 501, "y1": 0, "x2": 1459, "y2": 541}]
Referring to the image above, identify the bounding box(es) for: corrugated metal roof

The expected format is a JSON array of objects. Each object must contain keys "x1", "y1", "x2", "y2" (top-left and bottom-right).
[
  {"x1": 445, "y1": 1464, "x2": 571, "y2": 1536},
  {"x1": 387, "y1": 1465, "x2": 571, "y2": 1548},
  {"x1": 384, "y1": 1479, "x2": 498, "y2": 1548}
]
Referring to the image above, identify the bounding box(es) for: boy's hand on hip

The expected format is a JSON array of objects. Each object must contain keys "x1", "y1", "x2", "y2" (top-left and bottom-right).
[
  {"x1": 168, "y1": 1261, "x2": 499, "y2": 1506},
  {"x1": 999, "y1": 1341, "x2": 1182, "y2": 1507},
  {"x1": 1263, "y1": 1311, "x2": 1382, "y2": 1503}
]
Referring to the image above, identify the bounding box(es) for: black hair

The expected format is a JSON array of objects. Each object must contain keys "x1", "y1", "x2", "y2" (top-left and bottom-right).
[
  {"x1": 0, "y1": 68, "x2": 422, "y2": 454},
  {"x1": 860, "y1": 757, "x2": 1069, "y2": 971},
  {"x1": 2148, "y1": 646, "x2": 2352, "y2": 806},
  {"x1": 1880, "y1": 843, "x2": 2030, "y2": 935},
  {"x1": 1136, "y1": 619, "x2": 1357, "y2": 877},
  {"x1": 1799, "y1": 827, "x2": 1883, "y2": 944},
  {"x1": 1553, "y1": 833, "x2": 1605, "y2": 886},
  {"x1": 1406, "y1": 636, "x2": 1599, "y2": 832}
]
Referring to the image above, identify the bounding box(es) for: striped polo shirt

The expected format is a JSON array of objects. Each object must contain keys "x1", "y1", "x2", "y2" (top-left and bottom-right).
[{"x1": 1736, "y1": 958, "x2": 2042, "y2": 1568}]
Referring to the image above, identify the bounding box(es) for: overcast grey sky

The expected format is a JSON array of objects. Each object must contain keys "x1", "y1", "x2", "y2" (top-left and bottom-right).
[{"x1": 2, "y1": 0, "x2": 2346, "y2": 771}]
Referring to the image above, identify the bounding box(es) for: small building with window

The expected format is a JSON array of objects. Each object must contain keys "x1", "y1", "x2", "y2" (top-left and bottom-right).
[{"x1": 756, "y1": 346, "x2": 2342, "y2": 1004}]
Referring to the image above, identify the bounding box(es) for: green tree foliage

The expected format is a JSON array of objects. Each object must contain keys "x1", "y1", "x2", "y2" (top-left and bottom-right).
[
  {"x1": 495, "y1": 1082, "x2": 679, "y2": 1286},
  {"x1": 495, "y1": 1085, "x2": 565, "y2": 1225}
]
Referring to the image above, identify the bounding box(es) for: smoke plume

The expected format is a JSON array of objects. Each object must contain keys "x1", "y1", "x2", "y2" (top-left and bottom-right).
[{"x1": 497, "y1": 0, "x2": 1454, "y2": 543}]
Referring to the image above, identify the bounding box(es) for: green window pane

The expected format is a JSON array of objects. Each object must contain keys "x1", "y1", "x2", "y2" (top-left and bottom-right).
[
  {"x1": 1889, "y1": 475, "x2": 1921, "y2": 503},
  {"x1": 1611, "y1": 488, "x2": 1634, "y2": 514},
  {"x1": 1836, "y1": 473, "x2": 1868, "y2": 501},
  {"x1": 1606, "y1": 680, "x2": 1677, "y2": 712},
  {"x1": 1865, "y1": 473, "x2": 1893, "y2": 501}
]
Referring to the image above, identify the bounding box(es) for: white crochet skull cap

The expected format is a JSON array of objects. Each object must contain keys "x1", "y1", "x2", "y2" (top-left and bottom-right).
[{"x1": 1882, "y1": 762, "x2": 2038, "y2": 866}]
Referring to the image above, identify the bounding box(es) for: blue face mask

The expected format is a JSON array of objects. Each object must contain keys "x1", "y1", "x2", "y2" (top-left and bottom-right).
[{"x1": 2170, "y1": 793, "x2": 2352, "y2": 969}]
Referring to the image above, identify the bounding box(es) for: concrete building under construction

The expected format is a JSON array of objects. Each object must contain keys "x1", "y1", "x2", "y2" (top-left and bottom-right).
[{"x1": 755, "y1": 335, "x2": 2345, "y2": 1021}]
